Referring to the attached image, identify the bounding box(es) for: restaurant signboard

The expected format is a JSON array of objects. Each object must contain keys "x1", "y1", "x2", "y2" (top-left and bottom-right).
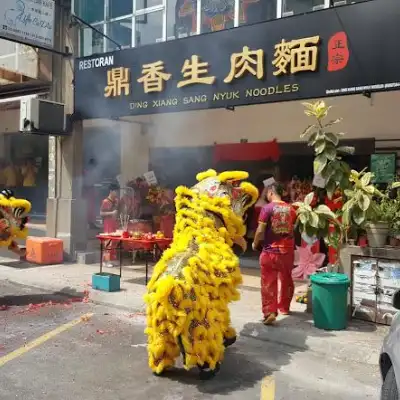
[{"x1": 74, "y1": 0, "x2": 400, "y2": 119}]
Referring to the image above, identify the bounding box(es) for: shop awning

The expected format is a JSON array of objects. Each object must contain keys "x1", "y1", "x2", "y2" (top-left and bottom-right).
[{"x1": 213, "y1": 139, "x2": 280, "y2": 163}]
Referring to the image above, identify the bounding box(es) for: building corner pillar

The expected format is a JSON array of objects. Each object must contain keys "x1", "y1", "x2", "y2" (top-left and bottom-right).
[{"x1": 46, "y1": 120, "x2": 87, "y2": 260}]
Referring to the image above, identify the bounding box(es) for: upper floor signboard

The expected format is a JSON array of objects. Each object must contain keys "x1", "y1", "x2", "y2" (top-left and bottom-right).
[
  {"x1": 0, "y1": 0, "x2": 55, "y2": 49},
  {"x1": 74, "y1": 0, "x2": 400, "y2": 119}
]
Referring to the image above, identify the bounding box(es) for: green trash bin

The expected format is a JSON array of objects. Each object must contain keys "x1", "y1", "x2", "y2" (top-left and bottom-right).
[{"x1": 310, "y1": 272, "x2": 350, "y2": 330}]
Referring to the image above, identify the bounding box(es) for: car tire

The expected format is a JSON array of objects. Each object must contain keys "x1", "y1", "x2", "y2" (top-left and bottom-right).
[{"x1": 381, "y1": 366, "x2": 399, "y2": 400}]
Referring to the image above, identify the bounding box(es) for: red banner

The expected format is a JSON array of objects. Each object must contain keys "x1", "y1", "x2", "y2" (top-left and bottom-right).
[{"x1": 214, "y1": 139, "x2": 280, "y2": 163}]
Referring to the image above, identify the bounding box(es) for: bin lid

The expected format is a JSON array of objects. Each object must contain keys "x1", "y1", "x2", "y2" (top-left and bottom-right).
[{"x1": 310, "y1": 272, "x2": 350, "y2": 285}]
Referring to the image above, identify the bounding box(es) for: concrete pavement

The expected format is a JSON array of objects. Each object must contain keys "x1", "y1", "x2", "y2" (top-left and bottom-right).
[
  {"x1": 0, "y1": 255, "x2": 389, "y2": 367},
  {"x1": 0, "y1": 281, "x2": 381, "y2": 399}
]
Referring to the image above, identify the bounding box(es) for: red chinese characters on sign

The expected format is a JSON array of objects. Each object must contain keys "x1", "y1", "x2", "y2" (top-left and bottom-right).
[{"x1": 327, "y1": 31, "x2": 349, "y2": 72}]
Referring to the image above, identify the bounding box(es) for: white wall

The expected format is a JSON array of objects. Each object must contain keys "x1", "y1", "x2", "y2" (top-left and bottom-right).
[
  {"x1": 120, "y1": 121, "x2": 149, "y2": 184},
  {"x1": 0, "y1": 109, "x2": 19, "y2": 133},
  {"x1": 148, "y1": 91, "x2": 400, "y2": 147}
]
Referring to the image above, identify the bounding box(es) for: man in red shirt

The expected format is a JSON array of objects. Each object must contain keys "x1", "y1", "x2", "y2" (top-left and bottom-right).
[{"x1": 252, "y1": 182, "x2": 296, "y2": 325}]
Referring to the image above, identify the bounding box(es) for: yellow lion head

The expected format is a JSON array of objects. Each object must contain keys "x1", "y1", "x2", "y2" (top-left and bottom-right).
[
  {"x1": 175, "y1": 170, "x2": 258, "y2": 251},
  {"x1": 0, "y1": 189, "x2": 31, "y2": 245}
]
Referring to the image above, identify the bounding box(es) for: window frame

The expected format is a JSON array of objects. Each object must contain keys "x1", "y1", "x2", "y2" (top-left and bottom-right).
[{"x1": 73, "y1": 0, "x2": 336, "y2": 55}]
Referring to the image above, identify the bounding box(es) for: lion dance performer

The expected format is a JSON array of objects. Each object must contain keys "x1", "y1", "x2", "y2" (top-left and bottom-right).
[
  {"x1": 0, "y1": 189, "x2": 31, "y2": 257},
  {"x1": 144, "y1": 170, "x2": 258, "y2": 379}
]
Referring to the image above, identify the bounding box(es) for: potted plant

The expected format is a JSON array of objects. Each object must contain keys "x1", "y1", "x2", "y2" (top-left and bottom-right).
[
  {"x1": 296, "y1": 100, "x2": 400, "y2": 252},
  {"x1": 340, "y1": 169, "x2": 388, "y2": 247},
  {"x1": 379, "y1": 185, "x2": 400, "y2": 246},
  {"x1": 344, "y1": 177, "x2": 400, "y2": 247},
  {"x1": 294, "y1": 101, "x2": 355, "y2": 254},
  {"x1": 390, "y1": 199, "x2": 400, "y2": 246}
]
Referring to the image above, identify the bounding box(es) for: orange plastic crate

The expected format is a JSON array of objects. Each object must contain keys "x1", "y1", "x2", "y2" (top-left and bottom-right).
[{"x1": 26, "y1": 237, "x2": 64, "y2": 265}]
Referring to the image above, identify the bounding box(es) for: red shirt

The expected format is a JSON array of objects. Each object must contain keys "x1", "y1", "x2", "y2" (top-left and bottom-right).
[
  {"x1": 101, "y1": 197, "x2": 119, "y2": 233},
  {"x1": 259, "y1": 201, "x2": 296, "y2": 254}
]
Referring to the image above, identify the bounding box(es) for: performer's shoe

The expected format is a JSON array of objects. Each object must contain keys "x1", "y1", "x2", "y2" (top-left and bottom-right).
[
  {"x1": 198, "y1": 362, "x2": 220, "y2": 380},
  {"x1": 262, "y1": 313, "x2": 277, "y2": 325},
  {"x1": 279, "y1": 310, "x2": 290, "y2": 315},
  {"x1": 223, "y1": 336, "x2": 237, "y2": 348}
]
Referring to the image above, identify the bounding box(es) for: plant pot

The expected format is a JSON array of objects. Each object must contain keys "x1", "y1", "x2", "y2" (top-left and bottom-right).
[
  {"x1": 358, "y1": 235, "x2": 368, "y2": 247},
  {"x1": 366, "y1": 222, "x2": 390, "y2": 248}
]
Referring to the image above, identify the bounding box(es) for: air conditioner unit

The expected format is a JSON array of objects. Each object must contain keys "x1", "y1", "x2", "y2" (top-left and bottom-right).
[
  {"x1": 312, "y1": 4, "x2": 325, "y2": 11},
  {"x1": 20, "y1": 98, "x2": 66, "y2": 135},
  {"x1": 282, "y1": 10, "x2": 294, "y2": 17},
  {"x1": 333, "y1": 0, "x2": 347, "y2": 6}
]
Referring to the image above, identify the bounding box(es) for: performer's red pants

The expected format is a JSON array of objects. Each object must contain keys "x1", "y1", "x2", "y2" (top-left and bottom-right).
[{"x1": 260, "y1": 250, "x2": 295, "y2": 315}]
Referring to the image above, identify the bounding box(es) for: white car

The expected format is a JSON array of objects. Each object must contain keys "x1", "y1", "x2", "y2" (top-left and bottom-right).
[{"x1": 380, "y1": 289, "x2": 400, "y2": 399}]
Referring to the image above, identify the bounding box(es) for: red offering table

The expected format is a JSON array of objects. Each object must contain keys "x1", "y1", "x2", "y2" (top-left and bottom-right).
[{"x1": 96, "y1": 235, "x2": 172, "y2": 284}]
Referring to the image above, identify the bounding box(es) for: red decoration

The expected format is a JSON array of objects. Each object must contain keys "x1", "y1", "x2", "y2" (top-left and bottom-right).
[
  {"x1": 301, "y1": 238, "x2": 320, "y2": 254},
  {"x1": 328, "y1": 224, "x2": 338, "y2": 264},
  {"x1": 214, "y1": 139, "x2": 280, "y2": 163},
  {"x1": 325, "y1": 189, "x2": 343, "y2": 211},
  {"x1": 160, "y1": 215, "x2": 175, "y2": 239},
  {"x1": 327, "y1": 31, "x2": 350, "y2": 72}
]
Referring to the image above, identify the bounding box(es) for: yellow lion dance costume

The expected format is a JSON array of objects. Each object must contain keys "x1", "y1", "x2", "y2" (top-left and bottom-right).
[
  {"x1": 145, "y1": 170, "x2": 258, "y2": 379},
  {"x1": 0, "y1": 189, "x2": 31, "y2": 255}
]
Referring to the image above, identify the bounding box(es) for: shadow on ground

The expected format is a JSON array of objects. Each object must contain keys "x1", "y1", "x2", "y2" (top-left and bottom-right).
[
  {"x1": 154, "y1": 343, "x2": 269, "y2": 395},
  {"x1": 0, "y1": 260, "x2": 50, "y2": 269},
  {"x1": 149, "y1": 311, "x2": 340, "y2": 396},
  {"x1": 0, "y1": 286, "x2": 84, "y2": 307}
]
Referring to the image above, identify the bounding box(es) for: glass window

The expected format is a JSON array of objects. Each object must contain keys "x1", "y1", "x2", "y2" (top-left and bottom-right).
[
  {"x1": 0, "y1": 39, "x2": 16, "y2": 57},
  {"x1": 0, "y1": 53, "x2": 16, "y2": 71},
  {"x1": 110, "y1": 0, "x2": 133, "y2": 18},
  {"x1": 107, "y1": 19, "x2": 133, "y2": 51},
  {"x1": 283, "y1": 0, "x2": 324, "y2": 16},
  {"x1": 136, "y1": 0, "x2": 163, "y2": 10},
  {"x1": 135, "y1": 11, "x2": 163, "y2": 46},
  {"x1": 200, "y1": 0, "x2": 234, "y2": 33},
  {"x1": 75, "y1": 0, "x2": 105, "y2": 23},
  {"x1": 167, "y1": 0, "x2": 197, "y2": 40},
  {"x1": 239, "y1": 0, "x2": 276, "y2": 25},
  {"x1": 80, "y1": 25, "x2": 104, "y2": 56}
]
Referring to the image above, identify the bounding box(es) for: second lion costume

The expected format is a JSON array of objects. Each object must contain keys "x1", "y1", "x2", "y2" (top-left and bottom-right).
[
  {"x1": 144, "y1": 170, "x2": 258, "y2": 379},
  {"x1": 0, "y1": 189, "x2": 31, "y2": 256}
]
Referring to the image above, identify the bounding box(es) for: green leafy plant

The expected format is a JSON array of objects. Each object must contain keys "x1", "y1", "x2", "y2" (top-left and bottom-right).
[
  {"x1": 377, "y1": 183, "x2": 400, "y2": 237},
  {"x1": 345, "y1": 179, "x2": 400, "y2": 223},
  {"x1": 301, "y1": 101, "x2": 354, "y2": 199},
  {"x1": 295, "y1": 101, "x2": 352, "y2": 248},
  {"x1": 296, "y1": 100, "x2": 400, "y2": 250},
  {"x1": 294, "y1": 192, "x2": 339, "y2": 240},
  {"x1": 340, "y1": 169, "x2": 384, "y2": 228}
]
